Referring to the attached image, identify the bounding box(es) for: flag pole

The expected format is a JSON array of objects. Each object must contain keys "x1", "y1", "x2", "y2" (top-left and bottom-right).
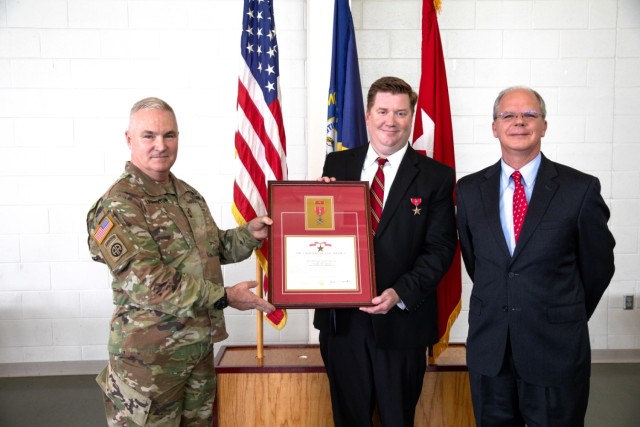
[{"x1": 256, "y1": 260, "x2": 264, "y2": 363}]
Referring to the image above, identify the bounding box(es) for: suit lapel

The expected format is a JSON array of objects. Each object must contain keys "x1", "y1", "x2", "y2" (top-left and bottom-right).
[
  {"x1": 346, "y1": 146, "x2": 368, "y2": 181},
  {"x1": 480, "y1": 161, "x2": 511, "y2": 259},
  {"x1": 511, "y1": 155, "x2": 558, "y2": 261},
  {"x1": 375, "y1": 146, "x2": 419, "y2": 237}
]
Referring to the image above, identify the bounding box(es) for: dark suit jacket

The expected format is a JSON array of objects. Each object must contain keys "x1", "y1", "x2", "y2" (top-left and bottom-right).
[
  {"x1": 313, "y1": 144, "x2": 457, "y2": 349},
  {"x1": 456, "y1": 153, "x2": 615, "y2": 386}
]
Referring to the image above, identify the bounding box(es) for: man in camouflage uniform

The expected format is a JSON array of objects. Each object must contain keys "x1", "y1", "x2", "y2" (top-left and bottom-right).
[{"x1": 87, "y1": 97, "x2": 275, "y2": 426}]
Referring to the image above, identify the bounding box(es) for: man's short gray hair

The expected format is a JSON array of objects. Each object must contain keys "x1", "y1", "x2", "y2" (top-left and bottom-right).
[
  {"x1": 130, "y1": 97, "x2": 175, "y2": 116},
  {"x1": 492, "y1": 86, "x2": 546, "y2": 121}
]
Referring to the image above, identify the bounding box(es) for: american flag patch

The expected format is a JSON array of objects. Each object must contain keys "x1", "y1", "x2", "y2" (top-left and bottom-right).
[{"x1": 93, "y1": 216, "x2": 114, "y2": 244}]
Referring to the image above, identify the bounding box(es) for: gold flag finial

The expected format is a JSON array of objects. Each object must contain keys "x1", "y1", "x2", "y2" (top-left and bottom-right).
[{"x1": 433, "y1": 0, "x2": 442, "y2": 13}]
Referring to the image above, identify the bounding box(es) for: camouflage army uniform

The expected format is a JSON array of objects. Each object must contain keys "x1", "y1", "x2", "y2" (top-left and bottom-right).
[{"x1": 87, "y1": 162, "x2": 262, "y2": 427}]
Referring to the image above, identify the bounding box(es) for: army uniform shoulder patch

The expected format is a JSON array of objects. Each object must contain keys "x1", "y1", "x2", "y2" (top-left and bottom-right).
[
  {"x1": 93, "y1": 216, "x2": 114, "y2": 244},
  {"x1": 92, "y1": 214, "x2": 134, "y2": 271}
]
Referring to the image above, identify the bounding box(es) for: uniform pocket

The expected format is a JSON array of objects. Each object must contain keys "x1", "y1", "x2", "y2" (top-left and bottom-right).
[{"x1": 96, "y1": 363, "x2": 152, "y2": 426}]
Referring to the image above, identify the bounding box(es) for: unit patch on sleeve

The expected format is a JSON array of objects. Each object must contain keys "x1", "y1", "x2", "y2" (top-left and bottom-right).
[
  {"x1": 92, "y1": 214, "x2": 135, "y2": 271},
  {"x1": 102, "y1": 233, "x2": 129, "y2": 265}
]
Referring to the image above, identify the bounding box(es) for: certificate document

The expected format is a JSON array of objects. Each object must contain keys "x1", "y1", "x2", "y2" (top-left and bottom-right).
[{"x1": 285, "y1": 236, "x2": 357, "y2": 291}]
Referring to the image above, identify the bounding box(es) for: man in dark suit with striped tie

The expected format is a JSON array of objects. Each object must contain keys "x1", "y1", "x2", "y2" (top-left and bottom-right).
[{"x1": 314, "y1": 76, "x2": 458, "y2": 427}]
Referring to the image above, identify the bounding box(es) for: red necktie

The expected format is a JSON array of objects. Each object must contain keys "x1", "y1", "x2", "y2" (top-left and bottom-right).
[
  {"x1": 370, "y1": 158, "x2": 387, "y2": 235},
  {"x1": 512, "y1": 170, "x2": 528, "y2": 243}
]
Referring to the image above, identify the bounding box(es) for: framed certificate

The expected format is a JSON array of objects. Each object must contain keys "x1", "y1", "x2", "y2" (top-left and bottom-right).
[{"x1": 267, "y1": 181, "x2": 376, "y2": 308}]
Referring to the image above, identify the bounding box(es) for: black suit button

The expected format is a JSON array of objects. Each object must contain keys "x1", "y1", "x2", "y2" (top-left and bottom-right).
[
  {"x1": 508, "y1": 272, "x2": 515, "y2": 278},
  {"x1": 502, "y1": 306, "x2": 509, "y2": 312}
]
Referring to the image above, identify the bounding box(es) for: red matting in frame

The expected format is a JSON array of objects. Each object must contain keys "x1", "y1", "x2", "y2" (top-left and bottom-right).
[{"x1": 267, "y1": 181, "x2": 376, "y2": 308}]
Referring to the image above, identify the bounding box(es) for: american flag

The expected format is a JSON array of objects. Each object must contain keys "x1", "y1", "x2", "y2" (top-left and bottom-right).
[
  {"x1": 93, "y1": 216, "x2": 113, "y2": 244},
  {"x1": 233, "y1": 0, "x2": 287, "y2": 329}
]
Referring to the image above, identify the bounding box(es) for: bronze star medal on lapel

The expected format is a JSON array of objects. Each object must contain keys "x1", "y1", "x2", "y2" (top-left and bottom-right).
[{"x1": 410, "y1": 198, "x2": 422, "y2": 215}]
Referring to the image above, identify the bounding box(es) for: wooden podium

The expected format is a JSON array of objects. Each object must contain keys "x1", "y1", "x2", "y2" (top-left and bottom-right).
[{"x1": 213, "y1": 344, "x2": 473, "y2": 426}]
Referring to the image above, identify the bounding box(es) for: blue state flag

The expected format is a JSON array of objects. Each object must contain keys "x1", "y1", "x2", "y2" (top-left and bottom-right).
[{"x1": 326, "y1": 0, "x2": 367, "y2": 153}]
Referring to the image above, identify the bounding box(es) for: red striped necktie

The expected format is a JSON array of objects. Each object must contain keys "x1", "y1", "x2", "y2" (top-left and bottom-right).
[
  {"x1": 370, "y1": 158, "x2": 387, "y2": 235},
  {"x1": 512, "y1": 170, "x2": 528, "y2": 242}
]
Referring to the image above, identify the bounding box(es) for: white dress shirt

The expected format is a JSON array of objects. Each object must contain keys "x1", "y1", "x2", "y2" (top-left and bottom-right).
[
  {"x1": 361, "y1": 143, "x2": 409, "y2": 207},
  {"x1": 500, "y1": 153, "x2": 541, "y2": 255},
  {"x1": 361, "y1": 143, "x2": 410, "y2": 309}
]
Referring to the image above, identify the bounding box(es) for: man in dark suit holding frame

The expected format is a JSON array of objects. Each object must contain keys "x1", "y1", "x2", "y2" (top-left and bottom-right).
[
  {"x1": 456, "y1": 86, "x2": 615, "y2": 426},
  {"x1": 314, "y1": 76, "x2": 457, "y2": 427}
]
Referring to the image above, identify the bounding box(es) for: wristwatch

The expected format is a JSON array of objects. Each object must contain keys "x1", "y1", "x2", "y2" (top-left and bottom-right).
[{"x1": 214, "y1": 288, "x2": 229, "y2": 310}]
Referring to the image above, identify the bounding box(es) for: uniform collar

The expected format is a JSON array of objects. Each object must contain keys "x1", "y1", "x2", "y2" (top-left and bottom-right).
[{"x1": 125, "y1": 161, "x2": 178, "y2": 197}]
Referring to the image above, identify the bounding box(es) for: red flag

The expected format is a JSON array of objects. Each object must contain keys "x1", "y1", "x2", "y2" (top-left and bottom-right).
[
  {"x1": 233, "y1": 0, "x2": 287, "y2": 329},
  {"x1": 412, "y1": 0, "x2": 461, "y2": 358}
]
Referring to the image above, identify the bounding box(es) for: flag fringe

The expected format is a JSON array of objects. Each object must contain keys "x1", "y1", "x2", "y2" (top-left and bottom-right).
[
  {"x1": 231, "y1": 203, "x2": 247, "y2": 227},
  {"x1": 232, "y1": 193, "x2": 266, "y2": 274},
  {"x1": 428, "y1": 298, "x2": 462, "y2": 364},
  {"x1": 433, "y1": 0, "x2": 442, "y2": 14},
  {"x1": 264, "y1": 309, "x2": 287, "y2": 330}
]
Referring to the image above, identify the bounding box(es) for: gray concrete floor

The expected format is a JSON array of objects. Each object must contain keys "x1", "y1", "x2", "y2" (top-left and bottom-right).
[
  {"x1": 586, "y1": 364, "x2": 640, "y2": 427},
  {"x1": 0, "y1": 375, "x2": 106, "y2": 426},
  {"x1": 0, "y1": 364, "x2": 638, "y2": 426}
]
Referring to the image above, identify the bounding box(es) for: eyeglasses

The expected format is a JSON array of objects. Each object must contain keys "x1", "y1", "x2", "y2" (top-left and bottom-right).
[{"x1": 496, "y1": 110, "x2": 542, "y2": 122}]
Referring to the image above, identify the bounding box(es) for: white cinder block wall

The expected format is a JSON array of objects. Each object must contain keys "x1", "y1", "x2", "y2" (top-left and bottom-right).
[{"x1": 0, "y1": 0, "x2": 638, "y2": 365}]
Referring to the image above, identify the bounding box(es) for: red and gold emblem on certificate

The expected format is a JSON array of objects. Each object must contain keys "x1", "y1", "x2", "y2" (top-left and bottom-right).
[{"x1": 305, "y1": 196, "x2": 335, "y2": 230}]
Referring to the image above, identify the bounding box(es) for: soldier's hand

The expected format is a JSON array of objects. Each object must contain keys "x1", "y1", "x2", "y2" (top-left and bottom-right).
[
  {"x1": 247, "y1": 216, "x2": 273, "y2": 240},
  {"x1": 227, "y1": 281, "x2": 275, "y2": 313}
]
